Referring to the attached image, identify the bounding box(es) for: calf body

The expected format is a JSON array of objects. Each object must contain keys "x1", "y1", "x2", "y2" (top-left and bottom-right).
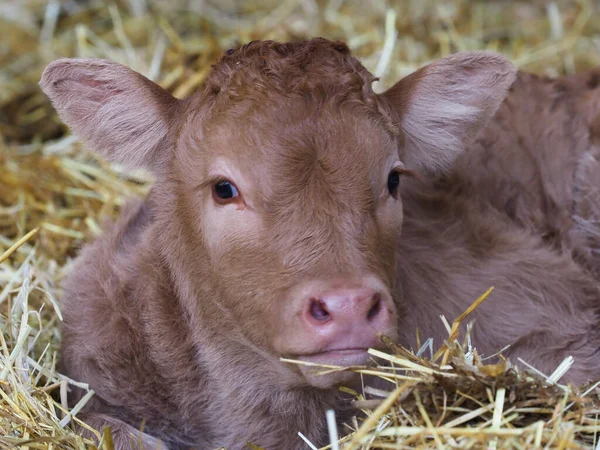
[
  {"x1": 40, "y1": 39, "x2": 600, "y2": 449},
  {"x1": 397, "y1": 71, "x2": 600, "y2": 378}
]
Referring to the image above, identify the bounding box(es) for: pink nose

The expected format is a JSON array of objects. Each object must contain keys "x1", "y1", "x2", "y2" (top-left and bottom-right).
[{"x1": 303, "y1": 287, "x2": 392, "y2": 347}]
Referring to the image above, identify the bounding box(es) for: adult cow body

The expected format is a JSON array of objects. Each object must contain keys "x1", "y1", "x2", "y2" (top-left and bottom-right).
[{"x1": 40, "y1": 38, "x2": 600, "y2": 449}]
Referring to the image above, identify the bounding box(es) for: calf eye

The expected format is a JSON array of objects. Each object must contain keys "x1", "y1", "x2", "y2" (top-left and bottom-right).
[
  {"x1": 213, "y1": 180, "x2": 239, "y2": 203},
  {"x1": 387, "y1": 171, "x2": 401, "y2": 196}
]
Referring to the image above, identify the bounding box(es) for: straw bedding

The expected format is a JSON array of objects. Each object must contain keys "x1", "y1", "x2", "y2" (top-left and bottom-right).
[{"x1": 2, "y1": 1, "x2": 600, "y2": 448}]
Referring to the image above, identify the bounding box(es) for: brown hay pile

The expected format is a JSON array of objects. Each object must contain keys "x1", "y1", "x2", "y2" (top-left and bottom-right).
[{"x1": 2, "y1": 0, "x2": 600, "y2": 448}]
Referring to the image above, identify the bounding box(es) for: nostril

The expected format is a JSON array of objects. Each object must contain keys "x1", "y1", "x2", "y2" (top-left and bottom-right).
[
  {"x1": 310, "y1": 299, "x2": 330, "y2": 321},
  {"x1": 367, "y1": 293, "x2": 382, "y2": 321}
]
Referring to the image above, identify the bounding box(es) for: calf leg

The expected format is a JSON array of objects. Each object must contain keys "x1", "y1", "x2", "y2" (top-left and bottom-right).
[
  {"x1": 474, "y1": 246, "x2": 600, "y2": 385},
  {"x1": 399, "y1": 216, "x2": 600, "y2": 386}
]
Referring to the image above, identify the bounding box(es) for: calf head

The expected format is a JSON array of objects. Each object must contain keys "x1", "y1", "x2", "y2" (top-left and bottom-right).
[{"x1": 40, "y1": 39, "x2": 516, "y2": 390}]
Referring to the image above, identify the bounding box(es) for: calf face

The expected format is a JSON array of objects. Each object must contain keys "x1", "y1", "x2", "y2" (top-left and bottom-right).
[
  {"x1": 171, "y1": 91, "x2": 404, "y2": 388},
  {"x1": 40, "y1": 39, "x2": 516, "y2": 391}
]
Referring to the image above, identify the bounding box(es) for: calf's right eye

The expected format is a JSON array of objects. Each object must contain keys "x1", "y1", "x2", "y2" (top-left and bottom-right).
[{"x1": 213, "y1": 180, "x2": 240, "y2": 204}]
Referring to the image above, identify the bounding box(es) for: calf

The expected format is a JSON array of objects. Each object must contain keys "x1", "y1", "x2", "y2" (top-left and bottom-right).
[{"x1": 40, "y1": 38, "x2": 600, "y2": 449}]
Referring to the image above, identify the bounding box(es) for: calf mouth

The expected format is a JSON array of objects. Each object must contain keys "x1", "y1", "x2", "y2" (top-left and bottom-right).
[
  {"x1": 296, "y1": 348, "x2": 374, "y2": 367},
  {"x1": 287, "y1": 347, "x2": 382, "y2": 389},
  {"x1": 290, "y1": 348, "x2": 377, "y2": 389}
]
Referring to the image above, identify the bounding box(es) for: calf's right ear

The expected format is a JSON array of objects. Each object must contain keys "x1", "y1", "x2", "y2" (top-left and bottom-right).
[{"x1": 39, "y1": 58, "x2": 180, "y2": 173}]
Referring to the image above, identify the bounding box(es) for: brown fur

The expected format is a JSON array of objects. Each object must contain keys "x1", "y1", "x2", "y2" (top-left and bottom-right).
[{"x1": 39, "y1": 39, "x2": 600, "y2": 449}]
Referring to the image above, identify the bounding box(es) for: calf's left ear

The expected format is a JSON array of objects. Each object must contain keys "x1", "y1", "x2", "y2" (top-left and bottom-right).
[
  {"x1": 381, "y1": 51, "x2": 517, "y2": 175},
  {"x1": 39, "y1": 58, "x2": 181, "y2": 173}
]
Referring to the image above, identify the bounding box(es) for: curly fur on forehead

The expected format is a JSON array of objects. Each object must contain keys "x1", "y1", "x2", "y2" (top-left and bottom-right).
[
  {"x1": 204, "y1": 38, "x2": 374, "y2": 98},
  {"x1": 199, "y1": 37, "x2": 399, "y2": 134}
]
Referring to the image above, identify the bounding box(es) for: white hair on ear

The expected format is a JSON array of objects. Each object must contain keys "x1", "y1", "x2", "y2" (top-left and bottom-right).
[{"x1": 402, "y1": 97, "x2": 481, "y2": 174}]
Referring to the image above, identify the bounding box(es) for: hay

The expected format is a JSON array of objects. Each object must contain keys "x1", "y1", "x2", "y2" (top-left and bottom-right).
[{"x1": 2, "y1": 0, "x2": 600, "y2": 448}]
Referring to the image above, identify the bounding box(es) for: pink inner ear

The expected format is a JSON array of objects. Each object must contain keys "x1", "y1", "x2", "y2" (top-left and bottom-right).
[
  {"x1": 77, "y1": 77, "x2": 105, "y2": 89},
  {"x1": 72, "y1": 77, "x2": 125, "y2": 103}
]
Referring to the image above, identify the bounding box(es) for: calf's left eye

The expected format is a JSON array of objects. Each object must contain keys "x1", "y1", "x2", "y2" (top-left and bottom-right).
[{"x1": 213, "y1": 180, "x2": 240, "y2": 203}]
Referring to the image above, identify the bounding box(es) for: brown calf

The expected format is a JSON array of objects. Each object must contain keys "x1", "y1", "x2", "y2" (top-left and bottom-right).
[{"x1": 39, "y1": 38, "x2": 600, "y2": 449}]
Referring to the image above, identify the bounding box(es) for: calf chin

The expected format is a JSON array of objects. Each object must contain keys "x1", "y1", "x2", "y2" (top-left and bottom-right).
[{"x1": 299, "y1": 366, "x2": 366, "y2": 390}]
